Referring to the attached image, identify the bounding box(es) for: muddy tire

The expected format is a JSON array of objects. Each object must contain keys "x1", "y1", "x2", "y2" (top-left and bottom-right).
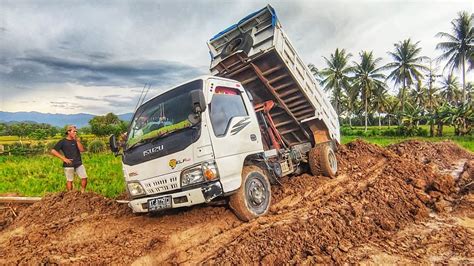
[
  {"x1": 309, "y1": 144, "x2": 337, "y2": 178},
  {"x1": 229, "y1": 165, "x2": 271, "y2": 221}
]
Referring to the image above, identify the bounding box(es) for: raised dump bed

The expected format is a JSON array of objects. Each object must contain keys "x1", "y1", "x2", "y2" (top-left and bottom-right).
[{"x1": 208, "y1": 5, "x2": 339, "y2": 147}]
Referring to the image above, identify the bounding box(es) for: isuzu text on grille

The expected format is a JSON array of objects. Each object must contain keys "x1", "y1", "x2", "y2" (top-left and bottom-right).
[{"x1": 143, "y1": 145, "x2": 164, "y2": 157}]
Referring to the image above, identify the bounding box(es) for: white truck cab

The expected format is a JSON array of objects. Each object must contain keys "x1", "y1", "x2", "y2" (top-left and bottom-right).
[{"x1": 111, "y1": 76, "x2": 271, "y2": 219}]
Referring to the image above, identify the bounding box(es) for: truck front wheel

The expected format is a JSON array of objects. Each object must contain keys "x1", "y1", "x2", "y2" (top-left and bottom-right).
[
  {"x1": 309, "y1": 144, "x2": 337, "y2": 178},
  {"x1": 229, "y1": 165, "x2": 271, "y2": 221}
]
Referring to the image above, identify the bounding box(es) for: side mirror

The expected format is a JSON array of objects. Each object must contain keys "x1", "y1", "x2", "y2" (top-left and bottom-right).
[
  {"x1": 190, "y1": 89, "x2": 207, "y2": 114},
  {"x1": 109, "y1": 134, "x2": 120, "y2": 156}
]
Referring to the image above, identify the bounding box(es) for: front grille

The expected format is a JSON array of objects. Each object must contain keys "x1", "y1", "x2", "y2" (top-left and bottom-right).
[{"x1": 142, "y1": 174, "x2": 179, "y2": 194}]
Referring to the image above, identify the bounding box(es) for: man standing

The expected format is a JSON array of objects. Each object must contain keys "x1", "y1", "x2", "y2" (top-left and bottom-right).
[{"x1": 51, "y1": 125, "x2": 88, "y2": 192}]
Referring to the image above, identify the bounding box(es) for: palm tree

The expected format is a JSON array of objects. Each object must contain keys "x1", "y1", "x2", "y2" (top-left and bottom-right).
[
  {"x1": 439, "y1": 73, "x2": 462, "y2": 105},
  {"x1": 308, "y1": 63, "x2": 323, "y2": 85},
  {"x1": 343, "y1": 85, "x2": 359, "y2": 127},
  {"x1": 373, "y1": 86, "x2": 389, "y2": 129},
  {"x1": 436, "y1": 11, "x2": 474, "y2": 104},
  {"x1": 424, "y1": 59, "x2": 442, "y2": 136},
  {"x1": 426, "y1": 59, "x2": 442, "y2": 112},
  {"x1": 399, "y1": 102, "x2": 424, "y2": 136},
  {"x1": 467, "y1": 82, "x2": 474, "y2": 103},
  {"x1": 409, "y1": 81, "x2": 428, "y2": 111},
  {"x1": 384, "y1": 95, "x2": 400, "y2": 128},
  {"x1": 352, "y1": 51, "x2": 387, "y2": 132},
  {"x1": 384, "y1": 39, "x2": 429, "y2": 113},
  {"x1": 320, "y1": 48, "x2": 352, "y2": 119}
]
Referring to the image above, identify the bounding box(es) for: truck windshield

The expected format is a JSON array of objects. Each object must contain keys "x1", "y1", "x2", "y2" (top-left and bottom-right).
[{"x1": 126, "y1": 80, "x2": 202, "y2": 150}]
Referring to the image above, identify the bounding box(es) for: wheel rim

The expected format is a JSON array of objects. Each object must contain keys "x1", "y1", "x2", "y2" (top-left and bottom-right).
[
  {"x1": 328, "y1": 150, "x2": 337, "y2": 174},
  {"x1": 247, "y1": 179, "x2": 266, "y2": 207}
]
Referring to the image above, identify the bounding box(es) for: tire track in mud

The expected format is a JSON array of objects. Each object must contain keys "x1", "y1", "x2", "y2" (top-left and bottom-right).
[{"x1": 140, "y1": 158, "x2": 389, "y2": 264}]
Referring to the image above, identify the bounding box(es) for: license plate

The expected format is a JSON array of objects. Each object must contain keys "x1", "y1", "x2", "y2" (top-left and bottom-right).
[{"x1": 148, "y1": 196, "x2": 172, "y2": 211}]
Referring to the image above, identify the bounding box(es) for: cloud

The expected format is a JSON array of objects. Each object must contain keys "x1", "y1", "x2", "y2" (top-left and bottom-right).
[
  {"x1": 50, "y1": 101, "x2": 83, "y2": 109},
  {"x1": 75, "y1": 94, "x2": 137, "y2": 108},
  {"x1": 1, "y1": 0, "x2": 472, "y2": 115},
  {"x1": 3, "y1": 54, "x2": 205, "y2": 87},
  {"x1": 75, "y1": 96, "x2": 103, "y2": 101}
]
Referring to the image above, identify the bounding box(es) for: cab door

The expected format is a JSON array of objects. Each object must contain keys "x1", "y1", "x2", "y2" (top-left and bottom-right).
[{"x1": 205, "y1": 79, "x2": 263, "y2": 192}]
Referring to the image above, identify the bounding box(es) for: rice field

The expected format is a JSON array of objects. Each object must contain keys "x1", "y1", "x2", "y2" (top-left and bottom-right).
[
  {"x1": 0, "y1": 131, "x2": 472, "y2": 198},
  {"x1": 0, "y1": 152, "x2": 124, "y2": 198}
]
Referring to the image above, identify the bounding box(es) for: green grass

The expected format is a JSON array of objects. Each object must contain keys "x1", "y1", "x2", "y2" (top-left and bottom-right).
[
  {"x1": 1, "y1": 128, "x2": 472, "y2": 198},
  {"x1": 0, "y1": 152, "x2": 124, "y2": 198},
  {"x1": 0, "y1": 134, "x2": 101, "y2": 145},
  {"x1": 347, "y1": 125, "x2": 457, "y2": 135},
  {"x1": 341, "y1": 135, "x2": 474, "y2": 152},
  {"x1": 0, "y1": 136, "x2": 20, "y2": 141}
]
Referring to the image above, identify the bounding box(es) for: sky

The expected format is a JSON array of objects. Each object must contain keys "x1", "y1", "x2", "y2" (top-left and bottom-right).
[{"x1": 0, "y1": 0, "x2": 472, "y2": 115}]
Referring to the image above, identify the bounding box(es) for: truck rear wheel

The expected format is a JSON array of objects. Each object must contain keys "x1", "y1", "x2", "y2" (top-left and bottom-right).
[
  {"x1": 229, "y1": 165, "x2": 271, "y2": 221},
  {"x1": 309, "y1": 144, "x2": 337, "y2": 178}
]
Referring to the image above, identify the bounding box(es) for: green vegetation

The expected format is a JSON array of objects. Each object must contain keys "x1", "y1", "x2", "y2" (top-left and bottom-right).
[
  {"x1": 1, "y1": 12, "x2": 473, "y2": 198},
  {"x1": 310, "y1": 11, "x2": 473, "y2": 135},
  {"x1": 0, "y1": 129, "x2": 472, "y2": 198},
  {"x1": 0, "y1": 153, "x2": 124, "y2": 198},
  {"x1": 89, "y1": 113, "x2": 128, "y2": 137},
  {"x1": 341, "y1": 135, "x2": 473, "y2": 152},
  {"x1": 88, "y1": 139, "x2": 107, "y2": 153}
]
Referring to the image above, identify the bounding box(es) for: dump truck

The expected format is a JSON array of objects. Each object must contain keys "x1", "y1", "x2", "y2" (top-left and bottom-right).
[{"x1": 109, "y1": 5, "x2": 339, "y2": 221}]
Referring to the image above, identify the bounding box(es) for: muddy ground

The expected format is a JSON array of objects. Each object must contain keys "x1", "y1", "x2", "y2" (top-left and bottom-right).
[{"x1": 1, "y1": 140, "x2": 473, "y2": 264}]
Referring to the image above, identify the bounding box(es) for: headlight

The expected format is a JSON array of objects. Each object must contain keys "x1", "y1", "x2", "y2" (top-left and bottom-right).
[
  {"x1": 181, "y1": 161, "x2": 219, "y2": 187},
  {"x1": 127, "y1": 182, "x2": 145, "y2": 196},
  {"x1": 181, "y1": 166, "x2": 204, "y2": 187}
]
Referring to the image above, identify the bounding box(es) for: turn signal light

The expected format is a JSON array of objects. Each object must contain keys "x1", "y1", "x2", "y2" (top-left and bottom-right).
[{"x1": 204, "y1": 169, "x2": 216, "y2": 180}]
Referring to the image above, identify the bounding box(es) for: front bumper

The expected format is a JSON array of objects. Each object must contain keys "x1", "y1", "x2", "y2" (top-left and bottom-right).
[{"x1": 128, "y1": 181, "x2": 224, "y2": 213}]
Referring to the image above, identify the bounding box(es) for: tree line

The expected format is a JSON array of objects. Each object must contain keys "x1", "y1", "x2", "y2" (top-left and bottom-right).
[
  {"x1": 309, "y1": 11, "x2": 473, "y2": 136},
  {"x1": 0, "y1": 113, "x2": 128, "y2": 140}
]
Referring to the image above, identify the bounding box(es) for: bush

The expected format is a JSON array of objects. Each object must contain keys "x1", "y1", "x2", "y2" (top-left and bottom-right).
[
  {"x1": 46, "y1": 141, "x2": 58, "y2": 152},
  {"x1": 382, "y1": 129, "x2": 398, "y2": 136},
  {"x1": 2, "y1": 142, "x2": 47, "y2": 156},
  {"x1": 88, "y1": 139, "x2": 106, "y2": 153},
  {"x1": 416, "y1": 128, "x2": 428, "y2": 137},
  {"x1": 396, "y1": 126, "x2": 428, "y2": 137}
]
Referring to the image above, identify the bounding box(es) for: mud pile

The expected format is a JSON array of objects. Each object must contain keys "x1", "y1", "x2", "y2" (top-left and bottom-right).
[
  {"x1": 0, "y1": 203, "x2": 28, "y2": 231},
  {"x1": 206, "y1": 140, "x2": 470, "y2": 264},
  {"x1": 0, "y1": 192, "x2": 133, "y2": 264},
  {"x1": 15, "y1": 191, "x2": 130, "y2": 225},
  {"x1": 1, "y1": 140, "x2": 473, "y2": 264},
  {"x1": 389, "y1": 140, "x2": 473, "y2": 170}
]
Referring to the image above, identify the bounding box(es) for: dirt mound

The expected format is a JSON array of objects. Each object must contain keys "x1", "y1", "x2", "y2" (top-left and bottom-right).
[
  {"x1": 206, "y1": 141, "x2": 463, "y2": 264},
  {"x1": 16, "y1": 191, "x2": 130, "y2": 226},
  {"x1": 458, "y1": 160, "x2": 474, "y2": 193},
  {"x1": 1, "y1": 140, "x2": 473, "y2": 264},
  {"x1": 336, "y1": 139, "x2": 393, "y2": 177},
  {"x1": 0, "y1": 203, "x2": 29, "y2": 231},
  {"x1": 389, "y1": 140, "x2": 473, "y2": 170}
]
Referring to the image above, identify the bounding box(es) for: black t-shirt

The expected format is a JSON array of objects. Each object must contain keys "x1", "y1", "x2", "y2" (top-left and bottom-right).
[{"x1": 53, "y1": 139, "x2": 82, "y2": 168}]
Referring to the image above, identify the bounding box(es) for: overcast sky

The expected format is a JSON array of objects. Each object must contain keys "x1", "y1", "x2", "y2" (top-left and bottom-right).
[{"x1": 0, "y1": 0, "x2": 472, "y2": 115}]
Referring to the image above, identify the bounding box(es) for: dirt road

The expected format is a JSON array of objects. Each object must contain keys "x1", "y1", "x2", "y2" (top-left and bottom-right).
[{"x1": 1, "y1": 140, "x2": 473, "y2": 264}]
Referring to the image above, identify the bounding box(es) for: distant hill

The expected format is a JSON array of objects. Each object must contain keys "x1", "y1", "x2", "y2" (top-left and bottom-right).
[{"x1": 0, "y1": 111, "x2": 133, "y2": 128}]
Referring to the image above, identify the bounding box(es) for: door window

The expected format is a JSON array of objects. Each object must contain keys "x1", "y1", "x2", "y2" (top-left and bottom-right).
[{"x1": 210, "y1": 87, "x2": 248, "y2": 137}]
